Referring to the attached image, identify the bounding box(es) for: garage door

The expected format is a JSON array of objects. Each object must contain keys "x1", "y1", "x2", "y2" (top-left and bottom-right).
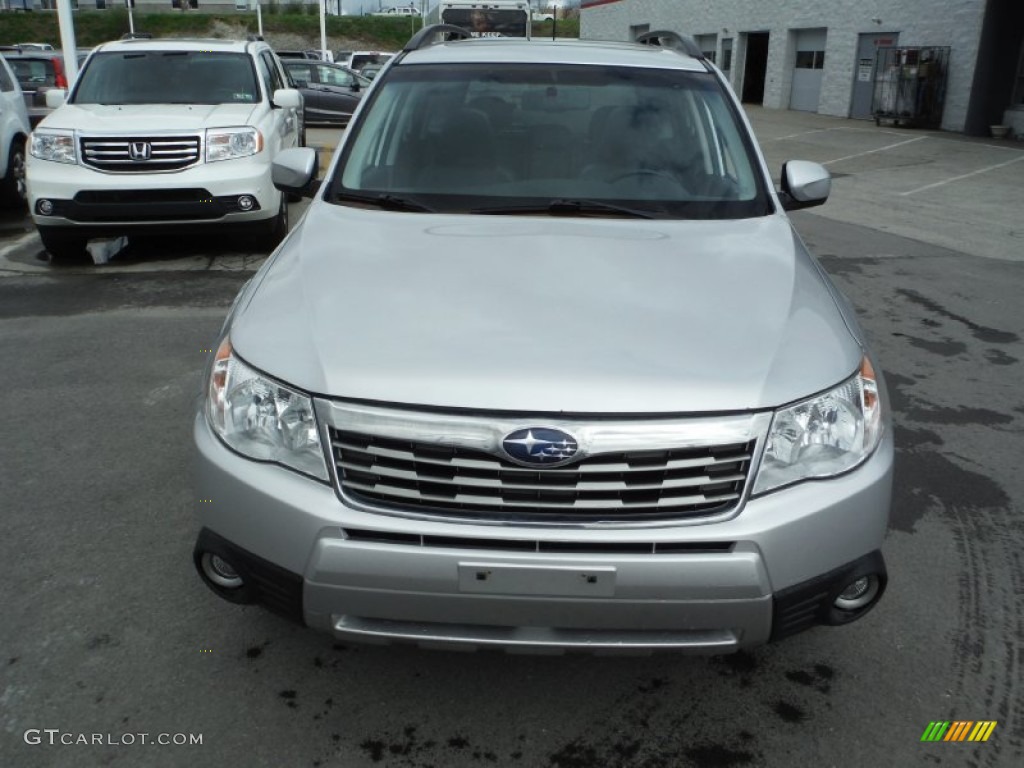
[{"x1": 790, "y1": 29, "x2": 827, "y2": 112}]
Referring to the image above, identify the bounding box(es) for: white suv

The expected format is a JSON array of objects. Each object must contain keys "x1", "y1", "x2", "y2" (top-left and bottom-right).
[
  {"x1": 26, "y1": 37, "x2": 303, "y2": 261},
  {"x1": 0, "y1": 54, "x2": 30, "y2": 207}
]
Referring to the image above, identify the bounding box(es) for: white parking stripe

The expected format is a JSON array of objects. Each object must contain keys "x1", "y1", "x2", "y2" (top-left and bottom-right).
[
  {"x1": 900, "y1": 153, "x2": 1024, "y2": 196},
  {"x1": 770, "y1": 129, "x2": 831, "y2": 141},
  {"x1": 0, "y1": 233, "x2": 41, "y2": 274},
  {"x1": 821, "y1": 136, "x2": 928, "y2": 165}
]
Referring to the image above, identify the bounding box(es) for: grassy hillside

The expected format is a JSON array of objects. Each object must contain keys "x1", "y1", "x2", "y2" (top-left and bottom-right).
[{"x1": 0, "y1": 10, "x2": 579, "y2": 50}]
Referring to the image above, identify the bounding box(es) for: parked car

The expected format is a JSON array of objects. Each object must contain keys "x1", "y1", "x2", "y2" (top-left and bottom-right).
[
  {"x1": 283, "y1": 59, "x2": 370, "y2": 126},
  {"x1": 3, "y1": 50, "x2": 70, "y2": 127},
  {"x1": 338, "y1": 51, "x2": 395, "y2": 75},
  {"x1": 0, "y1": 54, "x2": 31, "y2": 207},
  {"x1": 26, "y1": 37, "x2": 303, "y2": 261},
  {"x1": 275, "y1": 50, "x2": 321, "y2": 61},
  {"x1": 358, "y1": 64, "x2": 386, "y2": 81},
  {"x1": 193, "y1": 28, "x2": 893, "y2": 654}
]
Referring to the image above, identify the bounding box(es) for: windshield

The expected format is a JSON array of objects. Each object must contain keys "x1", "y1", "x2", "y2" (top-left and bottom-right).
[
  {"x1": 333, "y1": 63, "x2": 771, "y2": 219},
  {"x1": 72, "y1": 51, "x2": 259, "y2": 105}
]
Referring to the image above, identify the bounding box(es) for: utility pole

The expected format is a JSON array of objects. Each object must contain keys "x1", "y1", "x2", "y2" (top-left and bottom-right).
[{"x1": 56, "y1": 0, "x2": 79, "y2": 87}]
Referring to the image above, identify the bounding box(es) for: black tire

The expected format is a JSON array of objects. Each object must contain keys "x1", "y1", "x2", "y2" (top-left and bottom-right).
[
  {"x1": 257, "y1": 194, "x2": 289, "y2": 250},
  {"x1": 1, "y1": 139, "x2": 27, "y2": 208},
  {"x1": 38, "y1": 228, "x2": 89, "y2": 263}
]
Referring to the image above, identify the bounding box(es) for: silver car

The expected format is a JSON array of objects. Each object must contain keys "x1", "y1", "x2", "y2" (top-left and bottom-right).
[{"x1": 193, "y1": 29, "x2": 893, "y2": 653}]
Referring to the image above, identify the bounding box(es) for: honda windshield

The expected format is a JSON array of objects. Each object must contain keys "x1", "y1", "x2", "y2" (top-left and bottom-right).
[{"x1": 72, "y1": 51, "x2": 260, "y2": 105}]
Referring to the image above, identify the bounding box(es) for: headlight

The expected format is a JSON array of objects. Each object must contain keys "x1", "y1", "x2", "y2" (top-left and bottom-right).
[
  {"x1": 206, "y1": 127, "x2": 262, "y2": 163},
  {"x1": 206, "y1": 338, "x2": 328, "y2": 481},
  {"x1": 753, "y1": 357, "x2": 883, "y2": 495},
  {"x1": 30, "y1": 130, "x2": 76, "y2": 164}
]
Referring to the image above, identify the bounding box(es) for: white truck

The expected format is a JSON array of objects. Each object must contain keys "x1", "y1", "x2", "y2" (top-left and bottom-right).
[{"x1": 425, "y1": 1, "x2": 532, "y2": 39}]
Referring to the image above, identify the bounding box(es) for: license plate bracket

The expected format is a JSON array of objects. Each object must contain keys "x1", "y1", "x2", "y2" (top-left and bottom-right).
[{"x1": 457, "y1": 562, "x2": 616, "y2": 597}]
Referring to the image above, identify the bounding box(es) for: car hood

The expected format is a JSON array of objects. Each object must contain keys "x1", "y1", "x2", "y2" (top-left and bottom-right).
[
  {"x1": 40, "y1": 103, "x2": 257, "y2": 132},
  {"x1": 232, "y1": 207, "x2": 861, "y2": 413}
]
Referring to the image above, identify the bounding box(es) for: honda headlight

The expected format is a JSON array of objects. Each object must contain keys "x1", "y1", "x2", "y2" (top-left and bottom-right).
[
  {"x1": 30, "y1": 130, "x2": 76, "y2": 164},
  {"x1": 206, "y1": 339, "x2": 328, "y2": 481},
  {"x1": 753, "y1": 357, "x2": 883, "y2": 495},
  {"x1": 206, "y1": 127, "x2": 262, "y2": 162}
]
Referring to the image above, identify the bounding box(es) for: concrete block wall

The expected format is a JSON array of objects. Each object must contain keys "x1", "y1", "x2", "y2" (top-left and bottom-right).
[{"x1": 581, "y1": 0, "x2": 988, "y2": 131}]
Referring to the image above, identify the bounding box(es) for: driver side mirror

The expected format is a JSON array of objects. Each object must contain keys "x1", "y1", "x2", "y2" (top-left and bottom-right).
[
  {"x1": 349, "y1": 80, "x2": 360, "y2": 93},
  {"x1": 779, "y1": 160, "x2": 831, "y2": 210},
  {"x1": 45, "y1": 89, "x2": 66, "y2": 109}
]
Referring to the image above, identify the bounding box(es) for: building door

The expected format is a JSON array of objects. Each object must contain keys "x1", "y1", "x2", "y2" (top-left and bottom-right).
[
  {"x1": 789, "y1": 29, "x2": 827, "y2": 112},
  {"x1": 694, "y1": 34, "x2": 717, "y2": 64},
  {"x1": 721, "y1": 38, "x2": 733, "y2": 77},
  {"x1": 741, "y1": 32, "x2": 770, "y2": 103},
  {"x1": 850, "y1": 32, "x2": 900, "y2": 119}
]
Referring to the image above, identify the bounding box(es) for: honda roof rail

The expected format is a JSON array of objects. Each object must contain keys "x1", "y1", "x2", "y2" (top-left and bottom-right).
[
  {"x1": 403, "y1": 24, "x2": 474, "y2": 53},
  {"x1": 636, "y1": 30, "x2": 704, "y2": 60}
]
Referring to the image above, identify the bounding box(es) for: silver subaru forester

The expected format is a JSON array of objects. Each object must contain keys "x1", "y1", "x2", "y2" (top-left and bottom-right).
[{"x1": 193, "y1": 28, "x2": 893, "y2": 653}]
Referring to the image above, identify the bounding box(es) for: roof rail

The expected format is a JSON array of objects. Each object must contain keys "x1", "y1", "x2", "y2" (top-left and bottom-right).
[
  {"x1": 120, "y1": 32, "x2": 154, "y2": 41},
  {"x1": 247, "y1": 34, "x2": 265, "y2": 42},
  {"x1": 636, "y1": 30, "x2": 704, "y2": 60},
  {"x1": 403, "y1": 24, "x2": 474, "y2": 53}
]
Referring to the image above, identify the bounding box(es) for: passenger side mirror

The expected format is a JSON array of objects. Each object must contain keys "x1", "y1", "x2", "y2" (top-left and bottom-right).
[
  {"x1": 780, "y1": 160, "x2": 831, "y2": 210},
  {"x1": 294, "y1": 78, "x2": 309, "y2": 89}
]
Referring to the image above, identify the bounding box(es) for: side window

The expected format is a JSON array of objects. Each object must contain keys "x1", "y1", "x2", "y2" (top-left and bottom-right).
[
  {"x1": 257, "y1": 51, "x2": 285, "y2": 99},
  {"x1": 318, "y1": 65, "x2": 352, "y2": 88},
  {"x1": 0, "y1": 62, "x2": 14, "y2": 93},
  {"x1": 288, "y1": 64, "x2": 313, "y2": 87}
]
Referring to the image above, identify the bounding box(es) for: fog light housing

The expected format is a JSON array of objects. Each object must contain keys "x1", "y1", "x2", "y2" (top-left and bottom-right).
[
  {"x1": 201, "y1": 552, "x2": 244, "y2": 589},
  {"x1": 237, "y1": 195, "x2": 255, "y2": 211},
  {"x1": 833, "y1": 574, "x2": 880, "y2": 612},
  {"x1": 37, "y1": 199, "x2": 54, "y2": 216}
]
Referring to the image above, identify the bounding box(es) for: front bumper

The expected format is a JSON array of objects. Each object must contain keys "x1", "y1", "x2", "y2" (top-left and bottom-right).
[
  {"x1": 26, "y1": 153, "x2": 278, "y2": 230},
  {"x1": 193, "y1": 414, "x2": 893, "y2": 653}
]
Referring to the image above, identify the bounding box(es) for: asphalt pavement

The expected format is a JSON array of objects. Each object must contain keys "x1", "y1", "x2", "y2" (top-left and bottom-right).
[{"x1": 1, "y1": 113, "x2": 1022, "y2": 768}]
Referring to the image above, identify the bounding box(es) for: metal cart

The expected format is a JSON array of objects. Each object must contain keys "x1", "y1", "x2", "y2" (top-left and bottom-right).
[{"x1": 872, "y1": 46, "x2": 950, "y2": 129}]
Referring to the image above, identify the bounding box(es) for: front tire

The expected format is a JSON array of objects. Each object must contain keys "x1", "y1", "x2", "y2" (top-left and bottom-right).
[
  {"x1": 257, "y1": 194, "x2": 289, "y2": 250},
  {"x1": 38, "y1": 228, "x2": 89, "y2": 263}
]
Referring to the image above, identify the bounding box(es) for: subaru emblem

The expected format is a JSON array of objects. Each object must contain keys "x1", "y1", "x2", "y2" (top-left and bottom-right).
[{"x1": 501, "y1": 427, "x2": 579, "y2": 467}]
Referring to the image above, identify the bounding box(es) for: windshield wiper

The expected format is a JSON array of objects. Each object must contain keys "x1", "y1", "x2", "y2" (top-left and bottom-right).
[
  {"x1": 334, "y1": 192, "x2": 437, "y2": 213},
  {"x1": 471, "y1": 199, "x2": 658, "y2": 219}
]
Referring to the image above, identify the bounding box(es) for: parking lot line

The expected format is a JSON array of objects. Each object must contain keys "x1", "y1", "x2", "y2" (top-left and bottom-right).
[
  {"x1": 900, "y1": 153, "x2": 1024, "y2": 196},
  {"x1": 821, "y1": 136, "x2": 929, "y2": 166},
  {"x1": 770, "y1": 128, "x2": 832, "y2": 141}
]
